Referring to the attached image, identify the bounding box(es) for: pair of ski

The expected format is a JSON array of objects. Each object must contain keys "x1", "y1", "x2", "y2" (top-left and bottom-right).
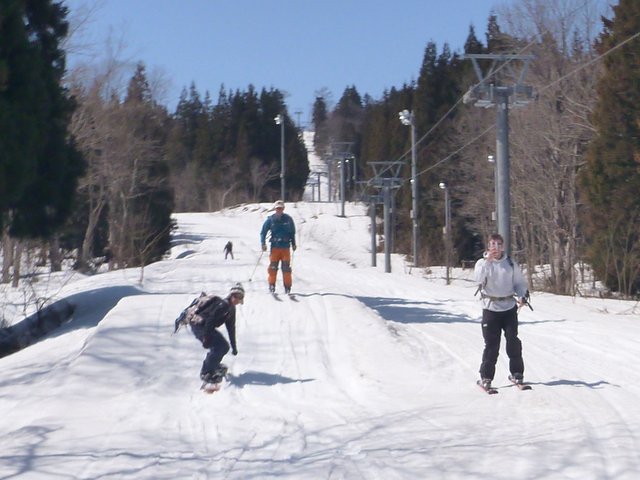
[
  {"x1": 271, "y1": 291, "x2": 297, "y2": 301},
  {"x1": 477, "y1": 377, "x2": 532, "y2": 395}
]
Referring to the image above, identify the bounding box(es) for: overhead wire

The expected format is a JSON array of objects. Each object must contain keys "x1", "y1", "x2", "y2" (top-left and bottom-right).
[
  {"x1": 408, "y1": 24, "x2": 640, "y2": 184},
  {"x1": 359, "y1": 0, "x2": 615, "y2": 188}
]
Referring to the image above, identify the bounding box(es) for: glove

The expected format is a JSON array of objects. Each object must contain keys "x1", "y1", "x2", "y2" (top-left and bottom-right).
[
  {"x1": 292, "y1": 244, "x2": 297, "y2": 251},
  {"x1": 232, "y1": 348, "x2": 238, "y2": 356},
  {"x1": 261, "y1": 244, "x2": 267, "y2": 252}
]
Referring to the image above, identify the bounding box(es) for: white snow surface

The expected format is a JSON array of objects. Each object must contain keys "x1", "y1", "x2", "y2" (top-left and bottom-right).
[{"x1": 2, "y1": 201, "x2": 640, "y2": 480}]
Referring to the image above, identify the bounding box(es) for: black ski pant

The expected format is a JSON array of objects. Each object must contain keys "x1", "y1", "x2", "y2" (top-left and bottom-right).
[
  {"x1": 201, "y1": 329, "x2": 229, "y2": 377},
  {"x1": 479, "y1": 306, "x2": 524, "y2": 381}
]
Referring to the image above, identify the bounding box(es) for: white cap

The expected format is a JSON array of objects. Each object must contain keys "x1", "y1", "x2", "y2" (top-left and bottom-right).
[
  {"x1": 273, "y1": 200, "x2": 285, "y2": 210},
  {"x1": 229, "y1": 282, "x2": 245, "y2": 304}
]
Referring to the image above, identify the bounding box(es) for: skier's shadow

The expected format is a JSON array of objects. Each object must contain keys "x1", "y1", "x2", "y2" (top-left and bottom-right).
[
  {"x1": 497, "y1": 379, "x2": 616, "y2": 390},
  {"x1": 228, "y1": 370, "x2": 314, "y2": 388},
  {"x1": 540, "y1": 379, "x2": 615, "y2": 389}
]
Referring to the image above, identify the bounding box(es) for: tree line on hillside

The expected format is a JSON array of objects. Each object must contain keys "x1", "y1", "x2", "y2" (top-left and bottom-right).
[
  {"x1": 0, "y1": 0, "x2": 638, "y2": 302},
  {"x1": 66, "y1": 67, "x2": 308, "y2": 275},
  {"x1": 312, "y1": 1, "x2": 639, "y2": 298},
  {"x1": 1, "y1": 0, "x2": 308, "y2": 293}
]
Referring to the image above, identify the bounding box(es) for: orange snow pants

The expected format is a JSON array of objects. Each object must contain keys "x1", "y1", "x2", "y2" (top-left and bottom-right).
[{"x1": 268, "y1": 247, "x2": 292, "y2": 288}]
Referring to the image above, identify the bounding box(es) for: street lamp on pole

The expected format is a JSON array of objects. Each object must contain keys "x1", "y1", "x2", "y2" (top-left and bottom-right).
[
  {"x1": 399, "y1": 109, "x2": 418, "y2": 266},
  {"x1": 439, "y1": 182, "x2": 451, "y2": 285},
  {"x1": 274, "y1": 114, "x2": 285, "y2": 201}
]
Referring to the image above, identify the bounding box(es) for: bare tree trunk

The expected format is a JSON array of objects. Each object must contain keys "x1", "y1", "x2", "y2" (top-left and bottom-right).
[
  {"x1": 50, "y1": 234, "x2": 62, "y2": 272},
  {"x1": 2, "y1": 227, "x2": 15, "y2": 283},
  {"x1": 79, "y1": 189, "x2": 107, "y2": 271},
  {"x1": 12, "y1": 240, "x2": 23, "y2": 288},
  {"x1": 219, "y1": 184, "x2": 236, "y2": 211},
  {"x1": 2, "y1": 229, "x2": 12, "y2": 284}
]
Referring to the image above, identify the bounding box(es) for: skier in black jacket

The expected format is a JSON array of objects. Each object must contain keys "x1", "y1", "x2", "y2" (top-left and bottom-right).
[
  {"x1": 192, "y1": 283, "x2": 244, "y2": 382},
  {"x1": 223, "y1": 241, "x2": 234, "y2": 260}
]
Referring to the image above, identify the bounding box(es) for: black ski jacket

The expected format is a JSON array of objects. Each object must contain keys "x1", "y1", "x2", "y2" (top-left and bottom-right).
[{"x1": 199, "y1": 296, "x2": 237, "y2": 352}]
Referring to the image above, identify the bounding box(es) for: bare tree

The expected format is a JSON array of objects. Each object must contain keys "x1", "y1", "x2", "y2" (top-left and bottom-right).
[
  {"x1": 66, "y1": 22, "x2": 137, "y2": 271},
  {"x1": 127, "y1": 203, "x2": 173, "y2": 284},
  {"x1": 69, "y1": 84, "x2": 112, "y2": 270},
  {"x1": 494, "y1": 0, "x2": 603, "y2": 294},
  {"x1": 248, "y1": 157, "x2": 280, "y2": 202},
  {"x1": 451, "y1": 1, "x2": 606, "y2": 294},
  {"x1": 458, "y1": 0, "x2": 598, "y2": 294}
]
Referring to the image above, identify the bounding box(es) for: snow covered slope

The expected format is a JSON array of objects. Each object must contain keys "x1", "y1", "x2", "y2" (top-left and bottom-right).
[{"x1": 1, "y1": 201, "x2": 639, "y2": 479}]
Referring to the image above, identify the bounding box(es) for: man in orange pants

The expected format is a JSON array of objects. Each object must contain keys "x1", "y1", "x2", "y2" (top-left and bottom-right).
[{"x1": 260, "y1": 200, "x2": 297, "y2": 294}]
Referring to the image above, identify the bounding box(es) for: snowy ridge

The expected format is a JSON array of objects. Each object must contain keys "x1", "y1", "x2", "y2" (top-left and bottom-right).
[{"x1": 1, "y1": 201, "x2": 640, "y2": 479}]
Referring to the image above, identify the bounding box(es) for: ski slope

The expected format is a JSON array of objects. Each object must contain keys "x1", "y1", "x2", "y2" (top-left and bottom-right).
[{"x1": 1, "y1": 201, "x2": 640, "y2": 479}]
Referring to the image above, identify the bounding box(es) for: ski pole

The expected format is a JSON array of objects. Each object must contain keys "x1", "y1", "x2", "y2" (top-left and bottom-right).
[{"x1": 248, "y1": 250, "x2": 264, "y2": 282}]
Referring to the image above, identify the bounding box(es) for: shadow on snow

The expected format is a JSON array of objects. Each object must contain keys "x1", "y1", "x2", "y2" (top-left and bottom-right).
[
  {"x1": 356, "y1": 296, "x2": 476, "y2": 325},
  {"x1": 228, "y1": 370, "x2": 314, "y2": 388},
  {"x1": 0, "y1": 285, "x2": 146, "y2": 359}
]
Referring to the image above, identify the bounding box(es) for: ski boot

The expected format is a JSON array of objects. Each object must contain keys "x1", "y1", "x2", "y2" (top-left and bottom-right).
[
  {"x1": 200, "y1": 364, "x2": 228, "y2": 393},
  {"x1": 477, "y1": 378, "x2": 498, "y2": 394},
  {"x1": 508, "y1": 373, "x2": 524, "y2": 385}
]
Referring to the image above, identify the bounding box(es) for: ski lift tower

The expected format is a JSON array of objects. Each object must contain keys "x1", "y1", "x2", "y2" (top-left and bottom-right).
[
  {"x1": 331, "y1": 142, "x2": 355, "y2": 217},
  {"x1": 357, "y1": 185, "x2": 383, "y2": 268},
  {"x1": 368, "y1": 161, "x2": 404, "y2": 273},
  {"x1": 308, "y1": 163, "x2": 328, "y2": 202},
  {"x1": 463, "y1": 53, "x2": 534, "y2": 256}
]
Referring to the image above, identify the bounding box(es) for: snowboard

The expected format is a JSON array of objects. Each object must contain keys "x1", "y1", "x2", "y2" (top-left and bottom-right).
[
  {"x1": 201, "y1": 382, "x2": 222, "y2": 394},
  {"x1": 200, "y1": 365, "x2": 228, "y2": 394}
]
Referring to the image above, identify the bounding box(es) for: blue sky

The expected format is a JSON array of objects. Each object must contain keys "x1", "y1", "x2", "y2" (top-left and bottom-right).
[{"x1": 64, "y1": 0, "x2": 509, "y2": 125}]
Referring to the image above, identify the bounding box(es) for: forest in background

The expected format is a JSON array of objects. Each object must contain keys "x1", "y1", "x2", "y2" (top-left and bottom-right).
[
  {"x1": 313, "y1": 0, "x2": 639, "y2": 298},
  {"x1": 1, "y1": 0, "x2": 638, "y2": 309}
]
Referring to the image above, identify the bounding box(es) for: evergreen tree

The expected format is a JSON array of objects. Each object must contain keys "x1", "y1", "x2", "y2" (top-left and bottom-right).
[
  {"x1": 312, "y1": 96, "x2": 329, "y2": 156},
  {"x1": 486, "y1": 13, "x2": 507, "y2": 52},
  {"x1": 413, "y1": 41, "x2": 450, "y2": 264},
  {"x1": 333, "y1": 86, "x2": 363, "y2": 142},
  {"x1": 464, "y1": 25, "x2": 484, "y2": 54},
  {"x1": 414, "y1": 42, "x2": 439, "y2": 127},
  {"x1": 485, "y1": 12, "x2": 522, "y2": 54},
  {"x1": 0, "y1": 0, "x2": 84, "y2": 237},
  {"x1": 165, "y1": 83, "x2": 308, "y2": 207},
  {"x1": 192, "y1": 91, "x2": 216, "y2": 168},
  {"x1": 360, "y1": 86, "x2": 412, "y2": 168},
  {"x1": 580, "y1": 0, "x2": 640, "y2": 295}
]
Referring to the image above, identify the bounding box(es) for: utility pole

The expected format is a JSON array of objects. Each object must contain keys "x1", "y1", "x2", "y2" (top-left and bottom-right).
[
  {"x1": 487, "y1": 154, "x2": 498, "y2": 224},
  {"x1": 331, "y1": 142, "x2": 354, "y2": 217},
  {"x1": 463, "y1": 53, "x2": 534, "y2": 256},
  {"x1": 274, "y1": 114, "x2": 286, "y2": 201},
  {"x1": 399, "y1": 109, "x2": 419, "y2": 266},
  {"x1": 439, "y1": 182, "x2": 452, "y2": 285},
  {"x1": 369, "y1": 195, "x2": 380, "y2": 266}
]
